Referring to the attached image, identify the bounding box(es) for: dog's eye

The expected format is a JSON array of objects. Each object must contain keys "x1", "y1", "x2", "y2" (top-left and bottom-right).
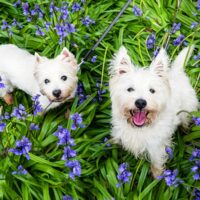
[
  {"x1": 149, "y1": 88, "x2": 155, "y2": 94},
  {"x1": 44, "y1": 79, "x2": 50, "y2": 84},
  {"x1": 127, "y1": 87, "x2": 134, "y2": 92},
  {"x1": 61, "y1": 75, "x2": 67, "y2": 81}
]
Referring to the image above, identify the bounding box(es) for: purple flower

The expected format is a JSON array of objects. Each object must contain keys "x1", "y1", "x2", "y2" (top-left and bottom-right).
[
  {"x1": 157, "y1": 169, "x2": 183, "y2": 187},
  {"x1": 63, "y1": 195, "x2": 73, "y2": 200},
  {"x1": 153, "y1": 46, "x2": 160, "y2": 57},
  {"x1": 91, "y1": 55, "x2": 97, "y2": 63},
  {"x1": 65, "y1": 23, "x2": 76, "y2": 33},
  {"x1": 65, "y1": 160, "x2": 81, "y2": 179},
  {"x1": 70, "y1": 113, "x2": 84, "y2": 130},
  {"x1": 193, "y1": 117, "x2": 200, "y2": 126},
  {"x1": 31, "y1": 4, "x2": 44, "y2": 19},
  {"x1": 12, "y1": 18, "x2": 23, "y2": 29},
  {"x1": 193, "y1": 188, "x2": 200, "y2": 200},
  {"x1": 49, "y1": 2, "x2": 59, "y2": 16},
  {"x1": 191, "y1": 22, "x2": 198, "y2": 29},
  {"x1": 32, "y1": 95, "x2": 43, "y2": 116},
  {"x1": 197, "y1": 0, "x2": 200, "y2": 11},
  {"x1": 22, "y1": 3, "x2": 30, "y2": 16},
  {"x1": 82, "y1": 16, "x2": 95, "y2": 27},
  {"x1": 132, "y1": 6, "x2": 143, "y2": 16},
  {"x1": 173, "y1": 34, "x2": 185, "y2": 46},
  {"x1": 61, "y1": 146, "x2": 76, "y2": 160},
  {"x1": 194, "y1": 53, "x2": 200, "y2": 61},
  {"x1": 76, "y1": 83, "x2": 87, "y2": 105},
  {"x1": 54, "y1": 126, "x2": 74, "y2": 146},
  {"x1": 1, "y1": 20, "x2": 8, "y2": 31},
  {"x1": 11, "y1": 104, "x2": 27, "y2": 120},
  {"x1": 29, "y1": 123, "x2": 39, "y2": 131},
  {"x1": 9, "y1": 136, "x2": 32, "y2": 160},
  {"x1": 0, "y1": 82, "x2": 5, "y2": 88},
  {"x1": 35, "y1": 26, "x2": 45, "y2": 36},
  {"x1": 116, "y1": 163, "x2": 132, "y2": 187},
  {"x1": 72, "y1": 3, "x2": 82, "y2": 12},
  {"x1": 146, "y1": 34, "x2": 156, "y2": 49},
  {"x1": 104, "y1": 137, "x2": 111, "y2": 147},
  {"x1": 0, "y1": 122, "x2": 6, "y2": 132},
  {"x1": 4, "y1": 112, "x2": 10, "y2": 120},
  {"x1": 190, "y1": 148, "x2": 200, "y2": 161},
  {"x1": 13, "y1": 0, "x2": 21, "y2": 7},
  {"x1": 171, "y1": 22, "x2": 181, "y2": 34},
  {"x1": 60, "y1": 6, "x2": 69, "y2": 20},
  {"x1": 166, "y1": 147, "x2": 173, "y2": 159},
  {"x1": 12, "y1": 165, "x2": 28, "y2": 175},
  {"x1": 44, "y1": 22, "x2": 51, "y2": 31}
]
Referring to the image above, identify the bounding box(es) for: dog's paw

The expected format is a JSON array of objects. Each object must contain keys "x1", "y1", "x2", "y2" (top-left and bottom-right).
[
  {"x1": 3, "y1": 93, "x2": 13, "y2": 105},
  {"x1": 151, "y1": 165, "x2": 163, "y2": 178}
]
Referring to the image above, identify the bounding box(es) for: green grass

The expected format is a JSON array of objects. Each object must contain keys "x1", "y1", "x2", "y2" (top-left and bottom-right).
[{"x1": 0, "y1": 0, "x2": 200, "y2": 199}]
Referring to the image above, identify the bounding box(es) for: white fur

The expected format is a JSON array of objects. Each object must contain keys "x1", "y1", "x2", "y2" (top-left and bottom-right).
[
  {"x1": 0, "y1": 44, "x2": 78, "y2": 111},
  {"x1": 109, "y1": 46, "x2": 199, "y2": 177}
]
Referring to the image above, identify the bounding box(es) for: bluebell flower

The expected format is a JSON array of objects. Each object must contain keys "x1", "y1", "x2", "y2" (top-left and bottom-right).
[
  {"x1": 171, "y1": 22, "x2": 181, "y2": 34},
  {"x1": 91, "y1": 55, "x2": 97, "y2": 63},
  {"x1": 191, "y1": 22, "x2": 198, "y2": 29},
  {"x1": 96, "y1": 81, "x2": 107, "y2": 102},
  {"x1": 32, "y1": 95, "x2": 43, "y2": 116},
  {"x1": 44, "y1": 22, "x2": 51, "y2": 31},
  {"x1": 76, "y1": 83, "x2": 87, "y2": 105},
  {"x1": 29, "y1": 123, "x2": 39, "y2": 131},
  {"x1": 116, "y1": 163, "x2": 132, "y2": 187},
  {"x1": 63, "y1": 195, "x2": 73, "y2": 200},
  {"x1": 192, "y1": 117, "x2": 200, "y2": 126},
  {"x1": 190, "y1": 148, "x2": 200, "y2": 161},
  {"x1": 197, "y1": 0, "x2": 200, "y2": 11},
  {"x1": 173, "y1": 34, "x2": 185, "y2": 46},
  {"x1": 1, "y1": 20, "x2": 8, "y2": 31},
  {"x1": 132, "y1": 6, "x2": 143, "y2": 16},
  {"x1": 194, "y1": 53, "x2": 200, "y2": 61},
  {"x1": 12, "y1": 18, "x2": 23, "y2": 29},
  {"x1": 166, "y1": 147, "x2": 173, "y2": 159},
  {"x1": 0, "y1": 77, "x2": 5, "y2": 89},
  {"x1": 31, "y1": 4, "x2": 44, "y2": 19},
  {"x1": 81, "y1": 0, "x2": 86, "y2": 3},
  {"x1": 49, "y1": 2, "x2": 59, "y2": 16},
  {"x1": 9, "y1": 136, "x2": 32, "y2": 160},
  {"x1": 65, "y1": 23, "x2": 76, "y2": 33},
  {"x1": 65, "y1": 160, "x2": 81, "y2": 179},
  {"x1": 146, "y1": 34, "x2": 156, "y2": 49},
  {"x1": 11, "y1": 104, "x2": 27, "y2": 120},
  {"x1": 54, "y1": 126, "x2": 75, "y2": 146},
  {"x1": 190, "y1": 148, "x2": 200, "y2": 181},
  {"x1": 22, "y1": 3, "x2": 30, "y2": 16},
  {"x1": 72, "y1": 3, "x2": 82, "y2": 12},
  {"x1": 0, "y1": 122, "x2": 6, "y2": 132},
  {"x1": 104, "y1": 137, "x2": 111, "y2": 147},
  {"x1": 157, "y1": 169, "x2": 183, "y2": 187},
  {"x1": 35, "y1": 26, "x2": 45, "y2": 36},
  {"x1": 60, "y1": 6, "x2": 69, "y2": 20},
  {"x1": 13, "y1": 0, "x2": 21, "y2": 7},
  {"x1": 70, "y1": 113, "x2": 84, "y2": 130},
  {"x1": 153, "y1": 46, "x2": 160, "y2": 57},
  {"x1": 193, "y1": 188, "x2": 200, "y2": 200},
  {"x1": 82, "y1": 16, "x2": 95, "y2": 27},
  {"x1": 12, "y1": 165, "x2": 28, "y2": 175},
  {"x1": 4, "y1": 112, "x2": 10, "y2": 120},
  {"x1": 61, "y1": 146, "x2": 76, "y2": 160}
]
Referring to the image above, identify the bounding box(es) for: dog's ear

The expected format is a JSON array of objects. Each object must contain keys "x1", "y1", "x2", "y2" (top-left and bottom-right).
[
  {"x1": 150, "y1": 48, "x2": 169, "y2": 77},
  {"x1": 171, "y1": 46, "x2": 194, "y2": 70},
  {"x1": 110, "y1": 46, "x2": 133, "y2": 76},
  {"x1": 59, "y1": 47, "x2": 75, "y2": 61}
]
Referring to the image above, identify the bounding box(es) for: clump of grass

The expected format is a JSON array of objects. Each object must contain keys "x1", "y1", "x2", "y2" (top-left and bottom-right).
[{"x1": 0, "y1": 0, "x2": 200, "y2": 199}]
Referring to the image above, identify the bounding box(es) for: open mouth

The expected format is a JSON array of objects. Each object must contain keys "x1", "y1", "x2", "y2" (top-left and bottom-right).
[{"x1": 130, "y1": 109, "x2": 149, "y2": 127}]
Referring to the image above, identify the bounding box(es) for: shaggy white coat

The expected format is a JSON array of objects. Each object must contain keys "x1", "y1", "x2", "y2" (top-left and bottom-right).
[{"x1": 109, "y1": 46, "x2": 199, "y2": 177}]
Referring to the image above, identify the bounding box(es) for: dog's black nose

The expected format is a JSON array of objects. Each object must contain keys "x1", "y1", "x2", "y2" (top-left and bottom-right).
[
  {"x1": 135, "y1": 99, "x2": 147, "y2": 109},
  {"x1": 52, "y1": 89, "x2": 61, "y2": 98}
]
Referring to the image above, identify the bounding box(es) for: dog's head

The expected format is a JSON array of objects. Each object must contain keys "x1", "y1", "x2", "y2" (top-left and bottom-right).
[
  {"x1": 34, "y1": 48, "x2": 78, "y2": 102},
  {"x1": 109, "y1": 46, "x2": 171, "y2": 127}
]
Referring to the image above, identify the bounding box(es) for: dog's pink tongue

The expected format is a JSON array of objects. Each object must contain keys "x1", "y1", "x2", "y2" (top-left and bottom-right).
[{"x1": 132, "y1": 111, "x2": 146, "y2": 126}]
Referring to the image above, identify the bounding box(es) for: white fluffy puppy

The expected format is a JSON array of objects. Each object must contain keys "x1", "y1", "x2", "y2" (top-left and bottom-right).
[
  {"x1": 0, "y1": 44, "x2": 78, "y2": 111},
  {"x1": 109, "y1": 46, "x2": 199, "y2": 177}
]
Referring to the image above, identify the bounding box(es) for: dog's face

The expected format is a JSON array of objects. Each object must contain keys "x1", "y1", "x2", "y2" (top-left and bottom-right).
[
  {"x1": 109, "y1": 46, "x2": 171, "y2": 127},
  {"x1": 34, "y1": 48, "x2": 78, "y2": 102}
]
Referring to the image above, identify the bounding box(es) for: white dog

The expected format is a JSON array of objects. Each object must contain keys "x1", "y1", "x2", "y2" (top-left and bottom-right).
[
  {"x1": 0, "y1": 44, "x2": 78, "y2": 112},
  {"x1": 109, "y1": 46, "x2": 199, "y2": 177}
]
